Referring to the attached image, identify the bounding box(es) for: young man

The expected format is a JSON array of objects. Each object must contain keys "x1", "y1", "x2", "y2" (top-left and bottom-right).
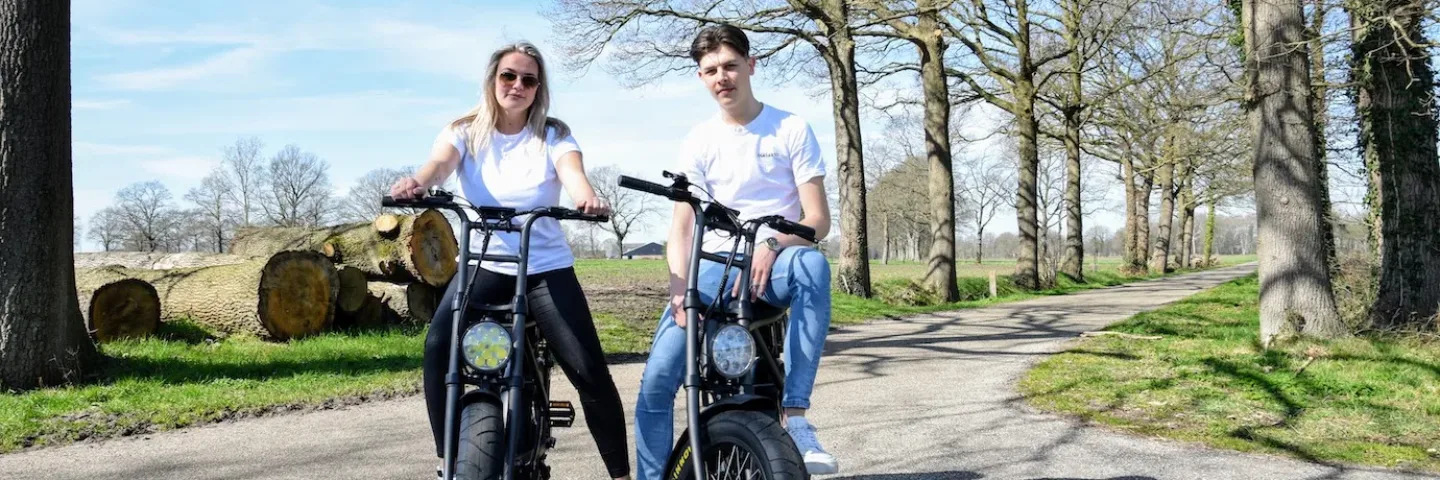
[{"x1": 632, "y1": 24, "x2": 840, "y2": 479}]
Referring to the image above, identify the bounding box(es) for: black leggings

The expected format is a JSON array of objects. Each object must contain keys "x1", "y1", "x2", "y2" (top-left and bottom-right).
[{"x1": 424, "y1": 265, "x2": 630, "y2": 478}]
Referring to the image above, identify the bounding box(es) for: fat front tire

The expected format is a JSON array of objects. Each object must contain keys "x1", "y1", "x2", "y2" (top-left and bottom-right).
[
  {"x1": 453, "y1": 399, "x2": 504, "y2": 480},
  {"x1": 667, "y1": 410, "x2": 808, "y2": 480}
]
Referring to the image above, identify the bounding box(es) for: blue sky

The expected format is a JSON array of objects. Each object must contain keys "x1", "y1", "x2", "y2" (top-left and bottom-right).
[{"x1": 69, "y1": 0, "x2": 1074, "y2": 252}]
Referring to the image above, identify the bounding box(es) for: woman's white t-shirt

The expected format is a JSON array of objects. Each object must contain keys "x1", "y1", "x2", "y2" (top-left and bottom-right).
[{"x1": 440, "y1": 122, "x2": 578, "y2": 276}]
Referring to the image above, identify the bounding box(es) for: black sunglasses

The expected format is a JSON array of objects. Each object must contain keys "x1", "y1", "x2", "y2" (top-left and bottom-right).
[{"x1": 498, "y1": 71, "x2": 539, "y2": 89}]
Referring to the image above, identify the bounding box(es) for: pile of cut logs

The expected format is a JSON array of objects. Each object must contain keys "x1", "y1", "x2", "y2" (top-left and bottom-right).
[{"x1": 73, "y1": 210, "x2": 459, "y2": 342}]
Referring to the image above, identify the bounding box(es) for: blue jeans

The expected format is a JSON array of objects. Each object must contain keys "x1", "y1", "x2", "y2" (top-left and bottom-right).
[{"x1": 633, "y1": 246, "x2": 832, "y2": 480}]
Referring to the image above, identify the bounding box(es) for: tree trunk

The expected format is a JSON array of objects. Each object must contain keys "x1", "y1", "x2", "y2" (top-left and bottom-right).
[
  {"x1": 73, "y1": 251, "x2": 252, "y2": 270},
  {"x1": 1151, "y1": 153, "x2": 1177, "y2": 272},
  {"x1": 817, "y1": 1, "x2": 872, "y2": 298},
  {"x1": 1136, "y1": 172, "x2": 1153, "y2": 269},
  {"x1": 917, "y1": 15, "x2": 959, "y2": 301},
  {"x1": 0, "y1": 0, "x2": 99, "y2": 391},
  {"x1": 335, "y1": 266, "x2": 369, "y2": 314},
  {"x1": 1245, "y1": 0, "x2": 1346, "y2": 345},
  {"x1": 1012, "y1": 0, "x2": 1041, "y2": 291},
  {"x1": 74, "y1": 267, "x2": 160, "y2": 343},
  {"x1": 1353, "y1": 0, "x2": 1440, "y2": 329},
  {"x1": 976, "y1": 225, "x2": 985, "y2": 264},
  {"x1": 113, "y1": 251, "x2": 340, "y2": 340},
  {"x1": 1060, "y1": 0, "x2": 1086, "y2": 282},
  {"x1": 882, "y1": 212, "x2": 891, "y2": 265},
  {"x1": 229, "y1": 210, "x2": 458, "y2": 287},
  {"x1": 368, "y1": 282, "x2": 440, "y2": 324},
  {"x1": 1308, "y1": 0, "x2": 1339, "y2": 278},
  {"x1": 1204, "y1": 197, "x2": 1217, "y2": 266},
  {"x1": 1122, "y1": 160, "x2": 1140, "y2": 271}
]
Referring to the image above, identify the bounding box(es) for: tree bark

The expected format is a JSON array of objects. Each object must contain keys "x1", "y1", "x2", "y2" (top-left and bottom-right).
[
  {"x1": 1136, "y1": 171, "x2": 1153, "y2": 269},
  {"x1": 1204, "y1": 196, "x2": 1217, "y2": 266},
  {"x1": 1012, "y1": 0, "x2": 1042, "y2": 290},
  {"x1": 1309, "y1": 0, "x2": 1338, "y2": 277},
  {"x1": 109, "y1": 251, "x2": 340, "y2": 340},
  {"x1": 368, "y1": 282, "x2": 440, "y2": 325},
  {"x1": 1245, "y1": 0, "x2": 1346, "y2": 345},
  {"x1": 1060, "y1": 0, "x2": 1086, "y2": 282},
  {"x1": 74, "y1": 268, "x2": 160, "y2": 343},
  {"x1": 1122, "y1": 159, "x2": 1140, "y2": 271},
  {"x1": 1353, "y1": 0, "x2": 1440, "y2": 329},
  {"x1": 73, "y1": 251, "x2": 252, "y2": 270},
  {"x1": 1151, "y1": 151, "x2": 1177, "y2": 272},
  {"x1": 229, "y1": 210, "x2": 458, "y2": 287},
  {"x1": 0, "y1": 0, "x2": 99, "y2": 390},
  {"x1": 917, "y1": 6, "x2": 959, "y2": 301},
  {"x1": 812, "y1": 0, "x2": 872, "y2": 297}
]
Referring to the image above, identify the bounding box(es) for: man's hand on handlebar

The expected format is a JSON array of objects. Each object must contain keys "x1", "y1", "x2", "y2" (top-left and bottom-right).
[
  {"x1": 574, "y1": 195, "x2": 613, "y2": 217},
  {"x1": 389, "y1": 177, "x2": 426, "y2": 200}
]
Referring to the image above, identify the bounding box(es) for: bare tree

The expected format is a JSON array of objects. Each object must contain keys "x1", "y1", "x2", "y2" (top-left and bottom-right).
[
  {"x1": 113, "y1": 181, "x2": 182, "y2": 252},
  {"x1": 0, "y1": 0, "x2": 98, "y2": 390},
  {"x1": 588, "y1": 165, "x2": 657, "y2": 257},
  {"x1": 262, "y1": 144, "x2": 333, "y2": 227},
  {"x1": 549, "y1": 0, "x2": 875, "y2": 297},
  {"x1": 185, "y1": 171, "x2": 233, "y2": 253},
  {"x1": 87, "y1": 207, "x2": 125, "y2": 252},
  {"x1": 221, "y1": 136, "x2": 265, "y2": 227},
  {"x1": 1244, "y1": 0, "x2": 1345, "y2": 344},
  {"x1": 956, "y1": 154, "x2": 1013, "y2": 264},
  {"x1": 343, "y1": 166, "x2": 418, "y2": 223}
]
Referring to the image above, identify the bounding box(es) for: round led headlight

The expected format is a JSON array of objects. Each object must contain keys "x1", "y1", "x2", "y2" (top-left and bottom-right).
[
  {"x1": 461, "y1": 321, "x2": 512, "y2": 372},
  {"x1": 710, "y1": 324, "x2": 756, "y2": 379}
]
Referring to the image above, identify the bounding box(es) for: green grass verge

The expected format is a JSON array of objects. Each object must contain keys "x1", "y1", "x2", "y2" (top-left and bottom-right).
[
  {"x1": 0, "y1": 256, "x2": 1249, "y2": 454},
  {"x1": 1019, "y1": 274, "x2": 1440, "y2": 473}
]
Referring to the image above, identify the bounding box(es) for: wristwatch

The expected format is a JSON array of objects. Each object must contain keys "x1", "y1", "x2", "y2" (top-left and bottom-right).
[{"x1": 763, "y1": 237, "x2": 782, "y2": 253}]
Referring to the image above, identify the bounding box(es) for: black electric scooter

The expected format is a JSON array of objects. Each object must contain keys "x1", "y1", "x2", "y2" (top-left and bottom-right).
[
  {"x1": 619, "y1": 171, "x2": 814, "y2": 480},
  {"x1": 382, "y1": 188, "x2": 608, "y2": 480}
]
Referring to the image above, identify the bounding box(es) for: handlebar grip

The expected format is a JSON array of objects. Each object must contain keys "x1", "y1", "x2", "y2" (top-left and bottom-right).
[
  {"x1": 619, "y1": 175, "x2": 680, "y2": 200},
  {"x1": 773, "y1": 219, "x2": 817, "y2": 243},
  {"x1": 381, "y1": 195, "x2": 400, "y2": 207}
]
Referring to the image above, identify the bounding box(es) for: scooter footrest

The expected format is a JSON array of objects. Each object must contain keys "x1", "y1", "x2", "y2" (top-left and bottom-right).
[{"x1": 548, "y1": 400, "x2": 575, "y2": 428}]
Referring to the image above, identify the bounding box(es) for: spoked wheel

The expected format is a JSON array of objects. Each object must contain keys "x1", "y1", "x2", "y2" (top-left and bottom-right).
[
  {"x1": 705, "y1": 441, "x2": 764, "y2": 479},
  {"x1": 668, "y1": 410, "x2": 808, "y2": 480}
]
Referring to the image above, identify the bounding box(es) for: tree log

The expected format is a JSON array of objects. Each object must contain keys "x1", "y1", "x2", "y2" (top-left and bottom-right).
[
  {"x1": 74, "y1": 267, "x2": 160, "y2": 342},
  {"x1": 106, "y1": 251, "x2": 339, "y2": 340},
  {"x1": 74, "y1": 251, "x2": 254, "y2": 270},
  {"x1": 227, "y1": 210, "x2": 457, "y2": 286},
  {"x1": 335, "y1": 294, "x2": 385, "y2": 330},
  {"x1": 368, "y1": 282, "x2": 440, "y2": 324},
  {"x1": 335, "y1": 266, "x2": 368, "y2": 313},
  {"x1": 374, "y1": 214, "x2": 401, "y2": 237}
]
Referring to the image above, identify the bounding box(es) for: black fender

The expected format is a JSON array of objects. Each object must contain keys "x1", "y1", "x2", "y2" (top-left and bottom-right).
[{"x1": 664, "y1": 394, "x2": 779, "y2": 479}]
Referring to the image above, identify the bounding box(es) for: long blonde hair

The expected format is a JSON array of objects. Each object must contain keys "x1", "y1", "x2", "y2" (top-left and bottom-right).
[{"x1": 451, "y1": 42, "x2": 570, "y2": 157}]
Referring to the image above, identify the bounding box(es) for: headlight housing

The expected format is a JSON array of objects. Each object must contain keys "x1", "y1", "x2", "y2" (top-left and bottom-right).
[
  {"x1": 461, "y1": 321, "x2": 512, "y2": 372},
  {"x1": 710, "y1": 324, "x2": 756, "y2": 378}
]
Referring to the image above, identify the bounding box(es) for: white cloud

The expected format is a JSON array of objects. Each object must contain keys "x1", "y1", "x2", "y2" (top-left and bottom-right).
[
  {"x1": 139, "y1": 156, "x2": 222, "y2": 181},
  {"x1": 74, "y1": 141, "x2": 172, "y2": 156},
  {"x1": 74, "y1": 99, "x2": 133, "y2": 110},
  {"x1": 96, "y1": 47, "x2": 272, "y2": 91}
]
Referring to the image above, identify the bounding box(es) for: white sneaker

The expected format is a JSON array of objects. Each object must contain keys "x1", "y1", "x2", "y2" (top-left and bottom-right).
[{"x1": 785, "y1": 417, "x2": 840, "y2": 475}]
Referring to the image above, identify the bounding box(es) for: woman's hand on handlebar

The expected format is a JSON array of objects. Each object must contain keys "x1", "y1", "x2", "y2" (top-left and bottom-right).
[
  {"x1": 574, "y1": 195, "x2": 612, "y2": 217},
  {"x1": 389, "y1": 177, "x2": 426, "y2": 200}
]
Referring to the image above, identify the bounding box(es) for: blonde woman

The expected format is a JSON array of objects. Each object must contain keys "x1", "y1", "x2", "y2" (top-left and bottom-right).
[{"x1": 390, "y1": 42, "x2": 631, "y2": 480}]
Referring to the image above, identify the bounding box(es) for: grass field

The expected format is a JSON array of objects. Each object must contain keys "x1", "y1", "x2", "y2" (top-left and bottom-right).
[
  {"x1": 0, "y1": 255, "x2": 1251, "y2": 454},
  {"x1": 1020, "y1": 275, "x2": 1440, "y2": 473}
]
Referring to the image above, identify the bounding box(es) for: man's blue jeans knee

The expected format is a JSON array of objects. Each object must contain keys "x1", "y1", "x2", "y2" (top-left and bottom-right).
[{"x1": 633, "y1": 246, "x2": 831, "y2": 480}]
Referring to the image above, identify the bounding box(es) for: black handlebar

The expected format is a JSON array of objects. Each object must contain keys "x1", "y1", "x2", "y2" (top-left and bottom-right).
[
  {"x1": 380, "y1": 190, "x2": 608, "y2": 223},
  {"x1": 619, "y1": 175, "x2": 692, "y2": 202},
  {"x1": 768, "y1": 217, "x2": 817, "y2": 243}
]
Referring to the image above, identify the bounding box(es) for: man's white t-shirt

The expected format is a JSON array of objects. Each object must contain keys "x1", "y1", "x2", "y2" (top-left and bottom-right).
[
  {"x1": 441, "y1": 121, "x2": 578, "y2": 276},
  {"x1": 674, "y1": 104, "x2": 827, "y2": 254}
]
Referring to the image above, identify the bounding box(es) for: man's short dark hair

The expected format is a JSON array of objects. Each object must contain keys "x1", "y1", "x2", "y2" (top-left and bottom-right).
[{"x1": 689, "y1": 24, "x2": 750, "y2": 64}]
